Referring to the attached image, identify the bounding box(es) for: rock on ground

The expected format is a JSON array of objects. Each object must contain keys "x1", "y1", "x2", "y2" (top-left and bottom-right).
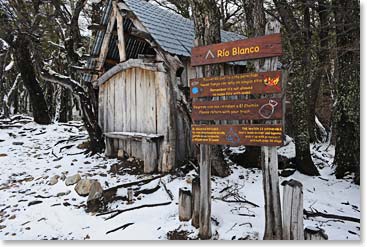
[
  {"x1": 87, "y1": 181, "x2": 103, "y2": 213},
  {"x1": 74, "y1": 179, "x2": 93, "y2": 196},
  {"x1": 65, "y1": 174, "x2": 81, "y2": 186},
  {"x1": 48, "y1": 175, "x2": 59, "y2": 185}
]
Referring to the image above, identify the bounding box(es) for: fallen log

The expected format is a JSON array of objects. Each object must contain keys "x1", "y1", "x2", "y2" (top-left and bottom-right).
[
  {"x1": 160, "y1": 180, "x2": 174, "y2": 201},
  {"x1": 59, "y1": 144, "x2": 75, "y2": 152},
  {"x1": 0, "y1": 124, "x2": 23, "y2": 129},
  {"x1": 106, "y1": 223, "x2": 134, "y2": 235},
  {"x1": 35, "y1": 195, "x2": 53, "y2": 199},
  {"x1": 97, "y1": 201, "x2": 172, "y2": 220},
  {"x1": 303, "y1": 209, "x2": 360, "y2": 223},
  {"x1": 103, "y1": 175, "x2": 165, "y2": 203},
  {"x1": 134, "y1": 183, "x2": 160, "y2": 197},
  {"x1": 238, "y1": 213, "x2": 256, "y2": 217}
]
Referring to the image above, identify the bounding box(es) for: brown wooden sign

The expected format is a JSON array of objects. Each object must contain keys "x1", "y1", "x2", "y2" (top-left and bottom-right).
[
  {"x1": 191, "y1": 33, "x2": 282, "y2": 66},
  {"x1": 192, "y1": 98, "x2": 282, "y2": 121},
  {"x1": 190, "y1": 70, "x2": 282, "y2": 98},
  {"x1": 192, "y1": 124, "x2": 283, "y2": 146}
]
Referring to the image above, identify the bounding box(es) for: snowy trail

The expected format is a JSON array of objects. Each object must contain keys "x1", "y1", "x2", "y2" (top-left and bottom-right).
[{"x1": 0, "y1": 121, "x2": 360, "y2": 240}]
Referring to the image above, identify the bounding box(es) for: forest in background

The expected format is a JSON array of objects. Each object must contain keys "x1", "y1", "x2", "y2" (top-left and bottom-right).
[{"x1": 0, "y1": 0, "x2": 360, "y2": 183}]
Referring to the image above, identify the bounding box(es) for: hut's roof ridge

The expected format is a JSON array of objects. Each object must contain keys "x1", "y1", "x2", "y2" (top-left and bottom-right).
[{"x1": 124, "y1": 0, "x2": 245, "y2": 56}]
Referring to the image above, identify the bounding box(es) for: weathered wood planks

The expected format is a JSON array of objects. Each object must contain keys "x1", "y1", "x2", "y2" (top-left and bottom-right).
[{"x1": 100, "y1": 67, "x2": 169, "y2": 172}]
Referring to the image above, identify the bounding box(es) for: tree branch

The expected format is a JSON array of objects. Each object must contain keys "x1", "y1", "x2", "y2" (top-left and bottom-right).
[{"x1": 304, "y1": 209, "x2": 360, "y2": 223}]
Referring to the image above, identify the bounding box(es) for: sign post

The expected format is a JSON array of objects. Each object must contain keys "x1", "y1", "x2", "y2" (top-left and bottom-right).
[{"x1": 190, "y1": 30, "x2": 284, "y2": 240}]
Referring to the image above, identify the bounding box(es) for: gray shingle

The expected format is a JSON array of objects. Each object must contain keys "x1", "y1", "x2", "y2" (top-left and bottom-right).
[{"x1": 124, "y1": 0, "x2": 245, "y2": 57}]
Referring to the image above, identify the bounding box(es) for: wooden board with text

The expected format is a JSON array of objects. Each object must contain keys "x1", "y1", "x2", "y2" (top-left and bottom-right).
[{"x1": 190, "y1": 33, "x2": 284, "y2": 147}]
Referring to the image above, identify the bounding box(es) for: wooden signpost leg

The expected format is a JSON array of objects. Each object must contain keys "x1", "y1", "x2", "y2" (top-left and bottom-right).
[
  {"x1": 191, "y1": 176, "x2": 200, "y2": 228},
  {"x1": 261, "y1": 20, "x2": 283, "y2": 240},
  {"x1": 261, "y1": 146, "x2": 282, "y2": 239},
  {"x1": 199, "y1": 144, "x2": 212, "y2": 239}
]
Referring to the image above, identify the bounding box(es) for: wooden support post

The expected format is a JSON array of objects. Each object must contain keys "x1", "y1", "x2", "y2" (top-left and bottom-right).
[
  {"x1": 191, "y1": 176, "x2": 200, "y2": 228},
  {"x1": 114, "y1": 1, "x2": 126, "y2": 62},
  {"x1": 117, "y1": 149, "x2": 124, "y2": 159},
  {"x1": 199, "y1": 144, "x2": 212, "y2": 239},
  {"x1": 261, "y1": 146, "x2": 282, "y2": 239},
  {"x1": 304, "y1": 227, "x2": 328, "y2": 240},
  {"x1": 261, "y1": 20, "x2": 283, "y2": 240},
  {"x1": 282, "y1": 179, "x2": 304, "y2": 240},
  {"x1": 142, "y1": 139, "x2": 158, "y2": 173},
  {"x1": 179, "y1": 187, "x2": 192, "y2": 221},
  {"x1": 105, "y1": 137, "x2": 114, "y2": 157}
]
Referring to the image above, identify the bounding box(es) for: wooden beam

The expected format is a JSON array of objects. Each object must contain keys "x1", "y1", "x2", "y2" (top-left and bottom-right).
[
  {"x1": 95, "y1": 59, "x2": 166, "y2": 87},
  {"x1": 105, "y1": 58, "x2": 118, "y2": 65},
  {"x1": 95, "y1": 2, "x2": 117, "y2": 72},
  {"x1": 129, "y1": 28, "x2": 153, "y2": 42},
  {"x1": 114, "y1": 2, "x2": 126, "y2": 62},
  {"x1": 117, "y1": 2, "x2": 130, "y2": 11},
  {"x1": 87, "y1": 24, "x2": 107, "y2": 31}
]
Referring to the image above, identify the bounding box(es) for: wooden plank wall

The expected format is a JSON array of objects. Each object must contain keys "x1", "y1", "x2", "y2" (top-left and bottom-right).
[{"x1": 100, "y1": 68, "x2": 160, "y2": 161}]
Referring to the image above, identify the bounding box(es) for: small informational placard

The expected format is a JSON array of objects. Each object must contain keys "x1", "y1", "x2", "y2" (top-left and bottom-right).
[
  {"x1": 191, "y1": 33, "x2": 283, "y2": 66},
  {"x1": 192, "y1": 98, "x2": 283, "y2": 121},
  {"x1": 192, "y1": 124, "x2": 283, "y2": 146},
  {"x1": 190, "y1": 70, "x2": 282, "y2": 98}
]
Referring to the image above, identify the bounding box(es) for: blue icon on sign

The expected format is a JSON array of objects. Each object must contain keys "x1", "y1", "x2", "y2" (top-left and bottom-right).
[
  {"x1": 192, "y1": 87, "x2": 199, "y2": 94},
  {"x1": 226, "y1": 128, "x2": 240, "y2": 145}
]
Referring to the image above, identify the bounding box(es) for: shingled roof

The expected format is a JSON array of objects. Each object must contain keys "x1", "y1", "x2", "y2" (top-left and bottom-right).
[
  {"x1": 83, "y1": 0, "x2": 245, "y2": 83},
  {"x1": 124, "y1": 0, "x2": 244, "y2": 57},
  {"x1": 92, "y1": 0, "x2": 244, "y2": 58}
]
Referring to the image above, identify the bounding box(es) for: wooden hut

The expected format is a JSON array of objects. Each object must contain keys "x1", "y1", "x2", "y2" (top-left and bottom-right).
[{"x1": 85, "y1": 0, "x2": 244, "y2": 173}]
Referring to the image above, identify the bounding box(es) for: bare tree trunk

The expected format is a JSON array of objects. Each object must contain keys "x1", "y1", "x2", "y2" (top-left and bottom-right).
[
  {"x1": 308, "y1": 0, "x2": 331, "y2": 143},
  {"x1": 190, "y1": 0, "x2": 230, "y2": 178},
  {"x1": 190, "y1": 0, "x2": 227, "y2": 239},
  {"x1": 41, "y1": 71, "x2": 105, "y2": 153},
  {"x1": 14, "y1": 36, "x2": 51, "y2": 124},
  {"x1": 333, "y1": 0, "x2": 360, "y2": 183},
  {"x1": 241, "y1": 0, "x2": 266, "y2": 162},
  {"x1": 273, "y1": 0, "x2": 319, "y2": 176},
  {"x1": 59, "y1": 88, "x2": 72, "y2": 122}
]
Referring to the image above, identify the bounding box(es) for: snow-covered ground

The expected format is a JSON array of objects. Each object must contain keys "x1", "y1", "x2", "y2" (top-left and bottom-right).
[{"x1": 0, "y1": 120, "x2": 360, "y2": 240}]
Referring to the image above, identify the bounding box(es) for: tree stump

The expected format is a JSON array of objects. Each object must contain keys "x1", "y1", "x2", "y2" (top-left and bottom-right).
[
  {"x1": 127, "y1": 188, "x2": 133, "y2": 204},
  {"x1": 304, "y1": 226, "x2": 328, "y2": 240},
  {"x1": 282, "y1": 179, "x2": 304, "y2": 240},
  {"x1": 179, "y1": 187, "x2": 192, "y2": 221},
  {"x1": 191, "y1": 176, "x2": 200, "y2": 228}
]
